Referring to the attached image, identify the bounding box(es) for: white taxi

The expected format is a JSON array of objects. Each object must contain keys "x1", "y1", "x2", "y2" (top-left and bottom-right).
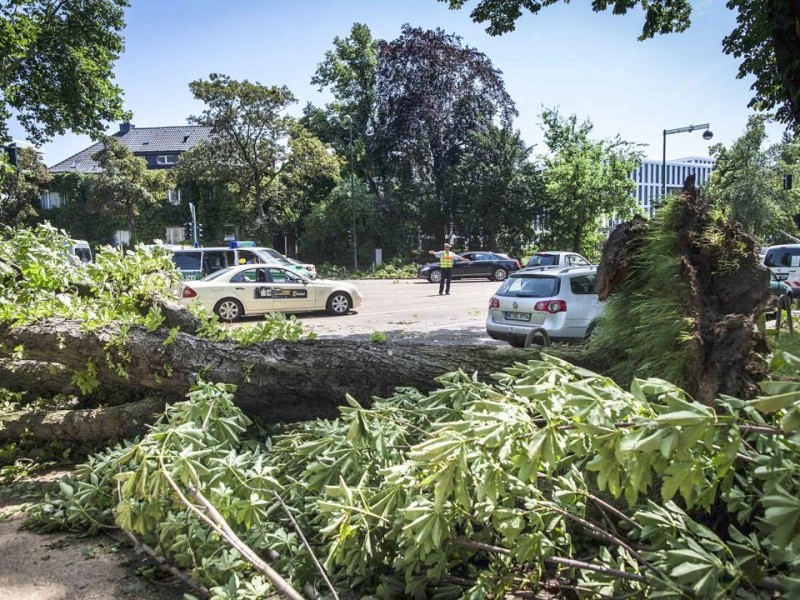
[{"x1": 179, "y1": 264, "x2": 362, "y2": 321}]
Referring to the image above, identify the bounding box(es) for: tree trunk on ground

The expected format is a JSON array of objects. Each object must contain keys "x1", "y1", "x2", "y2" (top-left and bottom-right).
[
  {"x1": 0, "y1": 318, "x2": 528, "y2": 427},
  {"x1": 0, "y1": 396, "x2": 167, "y2": 442}
]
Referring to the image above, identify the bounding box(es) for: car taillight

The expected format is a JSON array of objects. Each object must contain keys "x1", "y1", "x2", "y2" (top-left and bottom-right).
[
  {"x1": 534, "y1": 300, "x2": 566, "y2": 313},
  {"x1": 181, "y1": 286, "x2": 197, "y2": 299},
  {"x1": 489, "y1": 297, "x2": 500, "y2": 309},
  {"x1": 513, "y1": 260, "x2": 520, "y2": 268}
]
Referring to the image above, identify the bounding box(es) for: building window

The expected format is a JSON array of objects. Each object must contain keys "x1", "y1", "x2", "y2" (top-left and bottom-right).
[
  {"x1": 40, "y1": 191, "x2": 62, "y2": 209},
  {"x1": 223, "y1": 225, "x2": 238, "y2": 241},
  {"x1": 164, "y1": 226, "x2": 183, "y2": 244},
  {"x1": 168, "y1": 189, "x2": 181, "y2": 205},
  {"x1": 157, "y1": 154, "x2": 177, "y2": 165},
  {"x1": 113, "y1": 230, "x2": 131, "y2": 247}
]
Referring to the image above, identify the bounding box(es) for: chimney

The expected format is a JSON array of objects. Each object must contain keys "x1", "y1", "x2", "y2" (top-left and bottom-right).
[{"x1": 119, "y1": 122, "x2": 134, "y2": 134}]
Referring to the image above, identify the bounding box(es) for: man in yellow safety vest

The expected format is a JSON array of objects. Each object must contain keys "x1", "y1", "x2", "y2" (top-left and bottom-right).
[{"x1": 429, "y1": 242, "x2": 466, "y2": 295}]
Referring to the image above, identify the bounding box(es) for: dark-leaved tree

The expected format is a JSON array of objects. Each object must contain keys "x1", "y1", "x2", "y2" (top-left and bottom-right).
[{"x1": 372, "y1": 25, "x2": 517, "y2": 245}]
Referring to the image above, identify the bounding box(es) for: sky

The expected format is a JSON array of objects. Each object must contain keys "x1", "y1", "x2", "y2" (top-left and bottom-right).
[{"x1": 9, "y1": 0, "x2": 789, "y2": 167}]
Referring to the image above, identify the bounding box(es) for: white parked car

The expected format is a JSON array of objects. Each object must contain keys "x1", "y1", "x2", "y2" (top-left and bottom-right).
[
  {"x1": 524, "y1": 251, "x2": 591, "y2": 269},
  {"x1": 763, "y1": 244, "x2": 800, "y2": 296},
  {"x1": 179, "y1": 264, "x2": 362, "y2": 321},
  {"x1": 486, "y1": 266, "x2": 603, "y2": 347}
]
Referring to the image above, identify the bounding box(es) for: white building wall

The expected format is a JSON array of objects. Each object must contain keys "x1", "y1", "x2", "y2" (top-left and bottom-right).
[{"x1": 629, "y1": 156, "x2": 714, "y2": 217}]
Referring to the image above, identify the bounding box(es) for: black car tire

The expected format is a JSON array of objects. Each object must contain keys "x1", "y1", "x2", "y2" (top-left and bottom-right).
[
  {"x1": 428, "y1": 269, "x2": 442, "y2": 283},
  {"x1": 214, "y1": 298, "x2": 243, "y2": 322},
  {"x1": 327, "y1": 292, "x2": 352, "y2": 315},
  {"x1": 492, "y1": 267, "x2": 508, "y2": 281}
]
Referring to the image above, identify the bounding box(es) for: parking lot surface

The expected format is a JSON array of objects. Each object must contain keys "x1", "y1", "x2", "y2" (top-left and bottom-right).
[{"x1": 237, "y1": 277, "x2": 507, "y2": 346}]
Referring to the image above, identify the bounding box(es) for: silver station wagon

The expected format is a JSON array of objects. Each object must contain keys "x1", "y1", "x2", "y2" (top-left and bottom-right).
[{"x1": 486, "y1": 266, "x2": 604, "y2": 347}]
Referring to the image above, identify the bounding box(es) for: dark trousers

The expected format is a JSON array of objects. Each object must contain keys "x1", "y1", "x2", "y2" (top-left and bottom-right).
[{"x1": 439, "y1": 268, "x2": 453, "y2": 294}]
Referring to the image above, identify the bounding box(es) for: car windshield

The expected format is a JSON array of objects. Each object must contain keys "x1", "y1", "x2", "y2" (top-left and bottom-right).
[
  {"x1": 496, "y1": 275, "x2": 560, "y2": 297},
  {"x1": 203, "y1": 267, "x2": 234, "y2": 281},
  {"x1": 527, "y1": 254, "x2": 558, "y2": 266}
]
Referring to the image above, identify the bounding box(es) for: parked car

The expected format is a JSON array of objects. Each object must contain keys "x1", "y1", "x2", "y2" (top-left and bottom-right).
[
  {"x1": 524, "y1": 251, "x2": 591, "y2": 269},
  {"x1": 282, "y1": 256, "x2": 317, "y2": 279},
  {"x1": 763, "y1": 244, "x2": 800, "y2": 296},
  {"x1": 179, "y1": 264, "x2": 363, "y2": 321},
  {"x1": 486, "y1": 265, "x2": 603, "y2": 347},
  {"x1": 68, "y1": 240, "x2": 93, "y2": 264},
  {"x1": 418, "y1": 251, "x2": 521, "y2": 283},
  {"x1": 769, "y1": 270, "x2": 793, "y2": 298}
]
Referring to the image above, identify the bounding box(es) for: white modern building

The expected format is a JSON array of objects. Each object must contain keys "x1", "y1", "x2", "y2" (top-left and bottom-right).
[{"x1": 630, "y1": 156, "x2": 715, "y2": 217}]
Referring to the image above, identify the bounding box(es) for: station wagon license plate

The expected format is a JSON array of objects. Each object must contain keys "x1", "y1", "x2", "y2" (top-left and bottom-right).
[{"x1": 505, "y1": 311, "x2": 531, "y2": 322}]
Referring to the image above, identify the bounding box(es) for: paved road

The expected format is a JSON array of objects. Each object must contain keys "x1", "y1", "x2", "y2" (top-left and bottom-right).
[{"x1": 241, "y1": 277, "x2": 508, "y2": 346}]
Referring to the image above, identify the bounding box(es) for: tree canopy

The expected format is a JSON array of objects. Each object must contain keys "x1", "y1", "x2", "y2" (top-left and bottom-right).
[
  {"x1": 440, "y1": 0, "x2": 800, "y2": 129},
  {"x1": 89, "y1": 136, "x2": 170, "y2": 244},
  {"x1": 178, "y1": 73, "x2": 339, "y2": 242},
  {"x1": 0, "y1": 0, "x2": 130, "y2": 145},
  {"x1": 537, "y1": 108, "x2": 642, "y2": 254},
  {"x1": 707, "y1": 115, "x2": 799, "y2": 241}
]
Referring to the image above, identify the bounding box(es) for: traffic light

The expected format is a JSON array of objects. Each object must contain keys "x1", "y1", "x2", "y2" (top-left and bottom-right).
[
  {"x1": 347, "y1": 228, "x2": 353, "y2": 242},
  {"x1": 785, "y1": 174, "x2": 793, "y2": 190},
  {"x1": 196, "y1": 223, "x2": 204, "y2": 239},
  {"x1": 183, "y1": 222, "x2": 192, "y2": 240}
]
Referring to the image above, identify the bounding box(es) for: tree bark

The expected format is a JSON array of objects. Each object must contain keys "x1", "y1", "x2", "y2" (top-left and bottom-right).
[
  {"x1": 0, "y1": 318, "x2": 527, "y2": 423},
  {"x1": 0, "y1": 359, "x2": 144, "y2": 404},
  {"x1": 0, "y1": 396, "x2": 167, "y2": 442}
]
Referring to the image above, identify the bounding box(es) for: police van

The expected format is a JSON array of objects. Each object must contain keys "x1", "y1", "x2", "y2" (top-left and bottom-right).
[
  {"x1": 763, "y1": 244, "x2": 800, "y2": 296},
  {"x1": 169, "y1": 246, "x2": 269, "y2": 280}
]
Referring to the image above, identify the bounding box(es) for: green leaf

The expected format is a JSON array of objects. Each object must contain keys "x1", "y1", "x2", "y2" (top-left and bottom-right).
[{"x1": 747, "y1": 392, "x2": 800, "y2": 413}]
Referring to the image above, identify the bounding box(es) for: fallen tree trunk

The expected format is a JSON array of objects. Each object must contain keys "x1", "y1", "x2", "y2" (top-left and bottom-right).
[
  {"x1": 0, "y1": 396, "x2": 167, "y2": 442},
  {"x1": 0, "y1": 318, "x2": 528, "y2": 423},
  {"x1": 0, "y1": 358, "x2": 144, "y2": 404}
]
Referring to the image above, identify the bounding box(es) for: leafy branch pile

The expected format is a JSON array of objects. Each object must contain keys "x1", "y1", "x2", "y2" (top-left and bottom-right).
[
  {"x1": 27, "y1": 354, "x2": 800, "y2": 599},
  {"x1": 0, "y1": 224, "x2": 315, "y2": 345}
]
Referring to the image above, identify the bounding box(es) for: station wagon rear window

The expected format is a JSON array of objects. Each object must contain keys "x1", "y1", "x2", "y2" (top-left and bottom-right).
[{"x1": 497, "y1": 275, "x2": 560, "y2": 297}]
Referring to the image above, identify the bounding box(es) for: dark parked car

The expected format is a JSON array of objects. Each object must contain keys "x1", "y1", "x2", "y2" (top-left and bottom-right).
[{"x1": 418, "y1": 251, "x2": 521, "y2": 283}]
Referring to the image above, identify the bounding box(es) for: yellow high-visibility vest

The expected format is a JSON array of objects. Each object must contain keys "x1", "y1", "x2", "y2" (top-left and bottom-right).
[{"x1": 440, "y1": 251, "x2": 455, "y2": 268}]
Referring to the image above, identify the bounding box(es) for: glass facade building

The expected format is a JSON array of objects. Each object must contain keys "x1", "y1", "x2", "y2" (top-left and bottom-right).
[{"x1": 630, "y1": 156, "x2": 714, "y2": 217}]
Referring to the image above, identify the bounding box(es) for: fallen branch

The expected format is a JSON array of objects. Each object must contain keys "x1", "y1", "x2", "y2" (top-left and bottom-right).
[{"x1": 159, "y1": 459, "x2": 305, "y2": 600}]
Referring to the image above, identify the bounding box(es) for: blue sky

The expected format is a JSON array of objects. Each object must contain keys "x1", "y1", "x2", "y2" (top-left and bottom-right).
[{"x1": 11, "y1": 0, "x2": 787, "y2": 166}]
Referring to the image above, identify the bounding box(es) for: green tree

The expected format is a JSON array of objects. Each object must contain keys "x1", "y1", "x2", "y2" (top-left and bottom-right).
[
  {"x1": 707, "y1": 116, "x2": 799, "y2": 241},
  {"x1": 454, "y1": 124, "x2": 545, "y2": 255},
  {"x1": 440, "y1": 0, "x2": 800, "y2": 128},
  {"x1": 0, "y1": 0, "x2": 130, "y2": 145},
  {"x1": 178, "y1": 74, "x2": 339, "y2": 242},
  {"x1": 0, "y1": 145, "x2": 52, "y2": 225},
  {"x1": 308, "y1": 22, "x2": 378, "y2": 178},
  {"x1": 537, "y1": 108, "x2": 642, "y2": 254},
  {"x1": 89, "y1": 136, "x2": 169, "y2": 244}
]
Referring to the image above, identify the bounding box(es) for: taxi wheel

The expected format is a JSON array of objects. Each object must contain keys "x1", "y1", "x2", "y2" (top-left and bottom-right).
[
  {"x1": 327, "y1": 292, "x2": 352, "y2": 315},
  {"x1": 214, "y1": 298, "x2": 243, "y2": 321},
  {"x1": 428, "y1": 269, "x2": 442, "y2": 283},
  {"x1": 492, "y1": 267, "x2": 508, "y2": 281}
]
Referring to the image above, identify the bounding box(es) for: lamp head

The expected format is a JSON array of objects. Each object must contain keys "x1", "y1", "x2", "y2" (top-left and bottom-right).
[{"x1": 703, "y1": 130, "x2": 713, "y2": 141}]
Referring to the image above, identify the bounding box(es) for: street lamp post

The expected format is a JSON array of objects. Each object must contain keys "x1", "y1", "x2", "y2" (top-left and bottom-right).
[
  {"x1": 662, "y1": 123, "x2": 713, "y2": 197},
  {"x1": 346, "y1": 116, "x2": 358, "y2": 271}
]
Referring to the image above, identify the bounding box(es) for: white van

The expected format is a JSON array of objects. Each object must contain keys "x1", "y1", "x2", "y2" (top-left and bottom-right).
[
  {"x1": 68, "y1": 240, "x2": 93, "y2": 264},
  {"x1": 763, "y1": 244, "x2": 800, "y2": 295}
]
